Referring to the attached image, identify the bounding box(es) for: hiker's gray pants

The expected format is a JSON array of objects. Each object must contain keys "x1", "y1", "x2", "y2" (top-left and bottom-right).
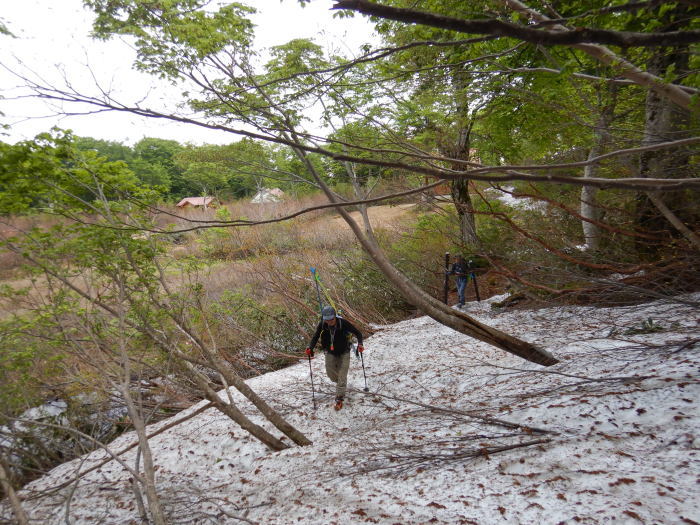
[{"x1": 325, "y1": 351, "x2": 350, "y2": 399}]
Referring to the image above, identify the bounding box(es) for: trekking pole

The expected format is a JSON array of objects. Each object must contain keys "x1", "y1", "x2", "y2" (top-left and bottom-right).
[
  {"x1": 307, "y1": 354, "x2": 316, "y2": 410},
  {"x1": 443, "y1": 252, "x2": 450, "y2": 304},
  {"x1": 469, "y1": 260, "x2": 481, "y2": 302},
  {"x1": 308, "y1": 267, "x2": 324, "y2": 410},
  {"x1": 359, "y1": 351, "x2": 369, "y2": 392}
]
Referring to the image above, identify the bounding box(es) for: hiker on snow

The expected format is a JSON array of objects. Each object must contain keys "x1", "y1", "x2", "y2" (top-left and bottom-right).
[
  {"x1": 305, "y1": 306, "x2": 364, "y2": 410},
  {"x1": 448, "y1": 255, "x2": 469, "y2": 308}
]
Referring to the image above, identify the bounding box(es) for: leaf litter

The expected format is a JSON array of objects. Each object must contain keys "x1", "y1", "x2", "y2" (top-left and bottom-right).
[{"x1": 2, "y1": 293, "x2": 698, "y2": 524}]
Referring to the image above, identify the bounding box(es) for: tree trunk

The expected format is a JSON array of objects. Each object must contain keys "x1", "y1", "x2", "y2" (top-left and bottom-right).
[
  {"x1": 143, "y1": 251, "x2": 312, "y2": 448},
  {"x1": 580, "y1": 174, "x2": 601, "y2": 251},
  {"x1": 645, "y1": 191, "x2": 700, "y2": 250},
  {"x1": 114, "y1": 287, "x2": 168, "y2": 525},
  {"x1": 358, "y1": 225, "x2": 557, "y2": 365},
  {"x1": 201, "y1": 352, "x2": 312, "y2": 447},
  {"x1": 635, "y1": 7, "x2": 693, "y2": 253},
  {"x1": 581, "y1": 88, "x2": 616, "y2": 251},
  {"x1": 448, "y1": 74, "x2": 479, "y2": 247},
  {"x1": 163, "y1": 310, "x2": 311, "y2": 447},
  {"x1": 10, "y1": 242, "x2": 301, "y2": 453},
  {"x1": 451, "y1": 174, "x2": 479, "y2": 247},
  {"x1": 120, "y1": 387, "x2": 167, "y2": 525},
  {"x1": 179, "y1": 361, "x2": 290, "y2": 451}
]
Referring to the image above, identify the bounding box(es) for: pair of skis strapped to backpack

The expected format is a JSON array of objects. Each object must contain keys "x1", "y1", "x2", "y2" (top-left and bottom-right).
[{"x1": 310, "y1": 266, "x2": 337, "y2": 315}]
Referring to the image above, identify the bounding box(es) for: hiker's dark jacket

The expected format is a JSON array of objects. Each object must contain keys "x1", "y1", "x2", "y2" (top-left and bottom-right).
[
  {"x1": 449, "y1": 262, "x2": 468, "y2": 280},
  {"x1": 309, "y1": 317, "x2": 363, "y2": 355}
]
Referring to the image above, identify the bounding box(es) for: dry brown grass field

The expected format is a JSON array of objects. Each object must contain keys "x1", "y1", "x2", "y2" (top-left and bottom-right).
[{"x1": 0, "y1": 193, "x2": 421, "y2": 320}]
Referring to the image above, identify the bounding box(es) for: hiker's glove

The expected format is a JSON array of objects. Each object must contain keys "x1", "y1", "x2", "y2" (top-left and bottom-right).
[
  {"x1": 358, "y1": 345, "x2": 364, "y2": 353},
  {"x1": 305, "y1": 347, "x2": 314, "y2": 358}
]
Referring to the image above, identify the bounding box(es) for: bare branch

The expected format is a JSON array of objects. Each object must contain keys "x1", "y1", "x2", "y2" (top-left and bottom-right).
[
  {"x1": 350, "y1": 388, "x2": 555, "y2": 434},
  {"x1": 645, "y1": 191, "x2": 700, "y2": 250},
  {"x1": 7, "y1": 64, "x2": 698, "y2": 190},
  {"x1": 332, "y1": 0, "x2": 700, "y2": 47},
  {"x1": 0, "y1": 455, "x2": 30, "y2": 525},
  {"x1": 333, "y1": 0, "x2": 697, "y2": 110}
]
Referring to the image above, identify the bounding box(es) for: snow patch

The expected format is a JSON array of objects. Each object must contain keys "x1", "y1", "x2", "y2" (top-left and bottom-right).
[{"x1": 3, "y1": 293, "x2": 699, "y2": 524}]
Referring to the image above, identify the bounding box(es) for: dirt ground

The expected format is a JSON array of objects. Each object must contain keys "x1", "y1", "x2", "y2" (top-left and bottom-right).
[{"x1": 325, "y1": 203, "x2": 418, "y2": 230}]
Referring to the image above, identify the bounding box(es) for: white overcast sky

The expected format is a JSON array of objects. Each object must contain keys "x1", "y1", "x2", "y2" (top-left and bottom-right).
[{"x1": 0, "y1": 0, "x2": 375, "y2": 145}]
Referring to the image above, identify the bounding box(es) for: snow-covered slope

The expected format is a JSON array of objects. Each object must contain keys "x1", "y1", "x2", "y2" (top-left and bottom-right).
[{"x1": 4, "y1": 294, "x2": 699, "y2": 524}]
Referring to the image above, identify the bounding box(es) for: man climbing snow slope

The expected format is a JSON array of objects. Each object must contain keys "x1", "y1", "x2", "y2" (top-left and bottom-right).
[{"x1": 305, "y1": 306, "x2": 364, "y2": 410}]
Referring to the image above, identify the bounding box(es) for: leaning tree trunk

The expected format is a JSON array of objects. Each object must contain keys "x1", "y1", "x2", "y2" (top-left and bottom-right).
[
  {"x1": 199, "y1": 350, "x2": 312, "y2": 447},
  {"x1": 178, "y1": 360, "x2": 290, "y2": 451},
  {"x1": 148, "y1": 252, "x2": 312, "y2": 448},
  {"x1": 293, "y1": 145, "x2": 558, "y2": 367},
  {"x1": 8, "y1": 243, "x2": 300, "y2": 453}
]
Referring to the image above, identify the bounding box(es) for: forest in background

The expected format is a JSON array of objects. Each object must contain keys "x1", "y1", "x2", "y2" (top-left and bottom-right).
[{"x1": 0, "y1": 1, "x2": 698, "y2": 521}]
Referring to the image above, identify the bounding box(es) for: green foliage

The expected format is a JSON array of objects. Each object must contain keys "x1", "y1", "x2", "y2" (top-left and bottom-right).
[
  {"x1": 0, "y1": 130, "x2": 154, "y2": 214},
  {"x1": 197, "y1": 207, "x2": 234, "y2": 259},
  {"x1": 324, "y1": 123, "x2": 394, "y2": 185},
  {"x1": 0, "y1": 17, "x2": 14, "y2": 37},
  {"x1": 75, "y1": 135, "x2": 184, "y2": 196},
  {"x1": 213, "y1": 289, "x2": 302, "y2": 363},
  {"x1": 131, "y1": 137, "x2": 184, "y2": 193},
  {"x1": 265, "y1": 39, "x2": 325, "y2": 83},
  {"x1": 174, "y1": 139, "x2": 266, "y2": 199},
  {"x1": 75, "y1": 136, "x2": 134, "y2": 163},
  {"x1": 623, "y1": 318, "x2": 665, "y2": 335},
  {"x1": 128, "y1": 157, "x2": 171, "y2": 192},
  {"x1": 472, "y1": 198, "x2": 517, "y2": 249},
  {"x1": 401, "y1": 211, "x2": 455, "y2": 257},
  {"x1": 335, "y1": 247, "x2": 412, "y2": 321},
  {"x1": 0, "y1": 311, "x2": 65, "y2": 416},
  {"x1": 86, "y1": 0, "x2": 255, "y2": 78}
]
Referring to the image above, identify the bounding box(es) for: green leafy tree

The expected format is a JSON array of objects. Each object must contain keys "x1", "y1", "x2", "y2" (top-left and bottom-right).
[
  {"x1": 132, "y1": 137, "x2": 184, "y2": 195},
  {"x1": 1, "y1": 130, "x2": 143, "y2": 212},
  {"x1": 0, "y1": 130, "x2": 311, "y2": 507},
  {"x1": 175, "y1": 139, "x2": 272, "y2": 198},
  {"x1": 336, "y1": 0, "x2": 699, "y2": 254},
  {"x1": 175, "y1": 159, "x2": 228, "y2": 197},
  {"x1": 74, "y1": 136, "x2": 134, "y2": 163},
  {"x1": 76, "y1": 0, "x2": 560, "y2": 367}
]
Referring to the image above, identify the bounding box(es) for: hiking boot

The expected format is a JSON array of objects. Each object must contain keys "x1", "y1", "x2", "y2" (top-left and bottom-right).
[{"x1": 334, "y1": 397, "x2": 344, "y2": 411}]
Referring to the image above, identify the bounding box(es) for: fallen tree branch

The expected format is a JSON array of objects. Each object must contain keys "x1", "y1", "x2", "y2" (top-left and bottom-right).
[
  {"x1": 23, "y1": 402, "x2": 214, "y2": 499},
  {"x1": 350, "y1": 388, "x2": 555, "y2": 434},
  {"x1": 354, "y1": 437, "x2": 552, "y2": 475}
]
